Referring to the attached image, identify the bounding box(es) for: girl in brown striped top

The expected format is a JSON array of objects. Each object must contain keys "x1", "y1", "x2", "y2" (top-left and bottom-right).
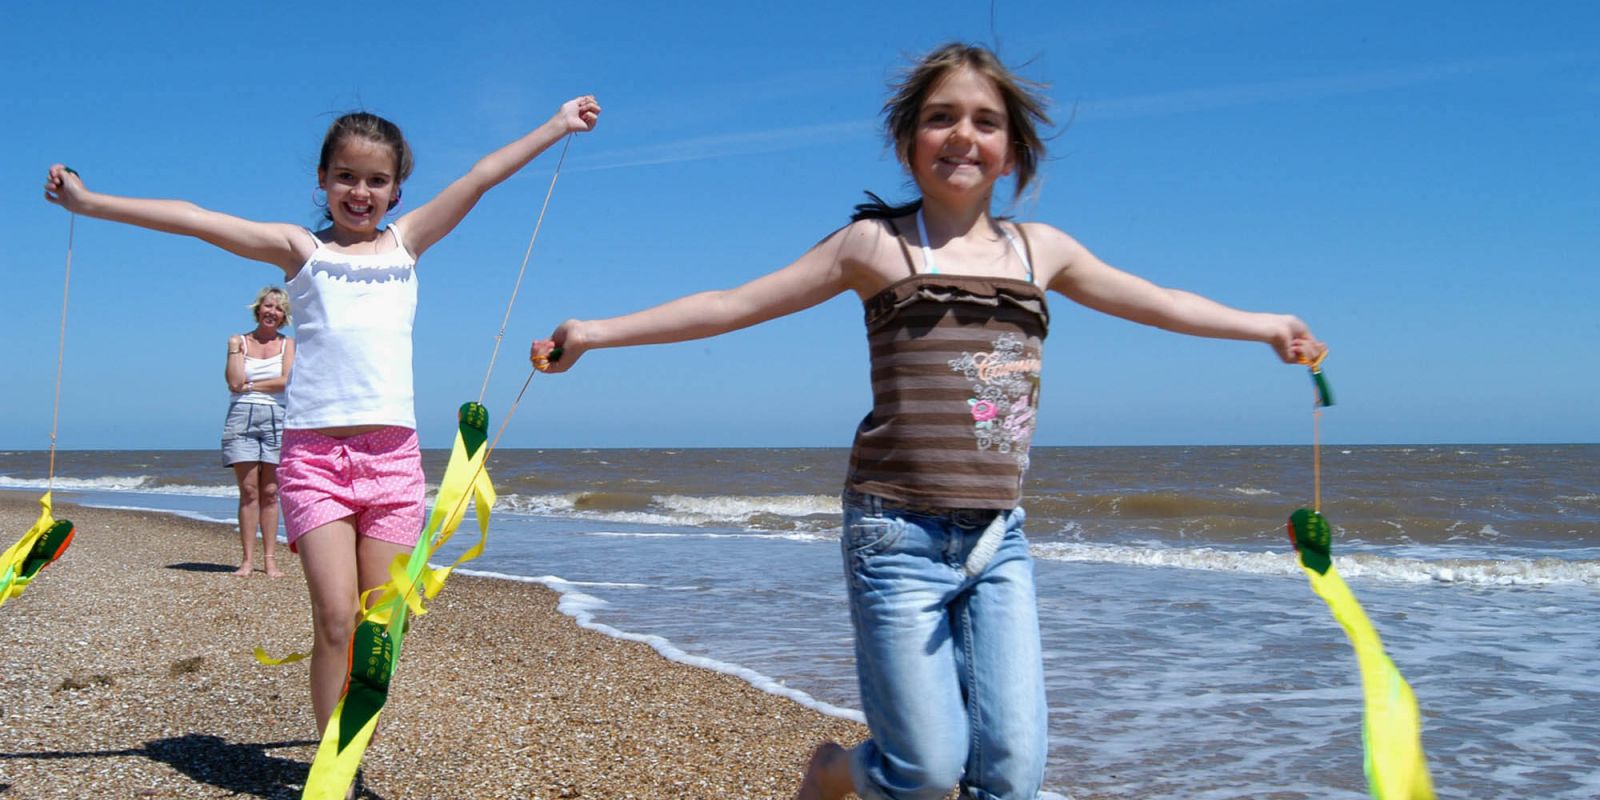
[{"x1": 533, "y1": 43, "x2": 1324, "y2": 800}]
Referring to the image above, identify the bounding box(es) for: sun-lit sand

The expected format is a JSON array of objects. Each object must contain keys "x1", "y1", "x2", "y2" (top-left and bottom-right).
[{"x1": 0, "y1": 494, "x2": 866, "y2": 798}]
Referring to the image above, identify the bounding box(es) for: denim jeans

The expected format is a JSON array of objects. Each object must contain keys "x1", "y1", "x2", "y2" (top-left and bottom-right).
[{"x1": 841, "y1": 490, "x2": 1048, "y2": 800}]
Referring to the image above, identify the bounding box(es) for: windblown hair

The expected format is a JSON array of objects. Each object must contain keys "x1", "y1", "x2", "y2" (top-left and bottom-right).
[{"x1": 854, "y1": 43, "x2": 1051, "y2": 222}]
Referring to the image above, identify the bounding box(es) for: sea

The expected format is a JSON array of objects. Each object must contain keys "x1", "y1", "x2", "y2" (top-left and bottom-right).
[{"x1": 3, "y1": 444, "x2": 1596, "y2": 799}]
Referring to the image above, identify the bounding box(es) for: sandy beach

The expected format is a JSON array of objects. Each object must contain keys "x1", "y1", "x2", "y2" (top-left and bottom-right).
[{"x1": 0, "y1": 494, "x2": 866, "y2": 799}]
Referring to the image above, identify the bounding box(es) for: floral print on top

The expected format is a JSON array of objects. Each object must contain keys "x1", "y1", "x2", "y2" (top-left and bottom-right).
[{"x1": 949, "y1": 331, "x2": 1042, "y2": 470}]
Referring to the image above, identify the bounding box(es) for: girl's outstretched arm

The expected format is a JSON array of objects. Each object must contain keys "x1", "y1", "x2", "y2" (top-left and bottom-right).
[
  {"x1": 1037, "y1": 224, "x2": 1324, "y2": 363},
  {"x1": 532, "y1": 224, "x2": 871, "y2": 372},
  {"x1": 43, "y1": 165, "x2": 311, "y2": 273},
  {"x1": 397, "y1": 96, "x2": 601, "y2": 259}
]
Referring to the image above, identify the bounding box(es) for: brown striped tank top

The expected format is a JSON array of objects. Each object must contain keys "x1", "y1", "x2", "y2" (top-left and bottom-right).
[{"x1": 845, "y1": 215, "x2": 1050, "y2": 510}]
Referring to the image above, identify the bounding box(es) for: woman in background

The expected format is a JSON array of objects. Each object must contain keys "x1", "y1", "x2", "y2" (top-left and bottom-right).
[{"x1": 223, "y1": 286, "x2": 294, "y2": 577}]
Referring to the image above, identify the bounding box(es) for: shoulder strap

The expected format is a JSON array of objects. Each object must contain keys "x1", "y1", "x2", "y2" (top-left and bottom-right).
[
  {"x1": 1007, "y1": 223, "x2": 1036, "y2": 283},
  {"x1": 914, "y1": 208, "x2": 939, "y2": 275},
  {"x1": 884, "y1": 218, "x2": 917, "y2": 276},
  {"x1": 386, "y1": 222, "x2": 412, "y2": 258}
]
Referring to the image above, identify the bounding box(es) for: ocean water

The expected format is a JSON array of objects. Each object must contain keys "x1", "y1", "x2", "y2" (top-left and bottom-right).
[{"x1": 3, "y1": 445, "x2": 1597, "y2": 798}]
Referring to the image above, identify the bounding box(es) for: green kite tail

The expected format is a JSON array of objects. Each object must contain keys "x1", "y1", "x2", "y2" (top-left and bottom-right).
[
  {"x1": 1, "y1": 492, "x2": 75, "y2": 609},
  {"x1": 300, "y1": 403, "x2": 496, "y2": 799},
  {"x1": 1288, "y1": 510, "x2": 1435, "y2": 799}
]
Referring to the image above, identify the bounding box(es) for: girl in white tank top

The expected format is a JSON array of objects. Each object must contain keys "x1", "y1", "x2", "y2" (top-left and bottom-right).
[{"x1": 46, "y1": 95, "x2": 602, "y2": 783}]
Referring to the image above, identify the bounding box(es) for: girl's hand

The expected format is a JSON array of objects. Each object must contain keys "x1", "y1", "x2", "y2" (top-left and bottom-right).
[
  {"x1": 1267, "y1": 314, "x2": 1326, "y2": 365},
  {"x1": 556, "y1": 95, "x2": 601, "y2": 134},
  {"x1": 43, "y1": 164, "x2": 87, "y2": 212},
  {"x1": 531, "y1": 319, "x2": 589, "y2": 374}
]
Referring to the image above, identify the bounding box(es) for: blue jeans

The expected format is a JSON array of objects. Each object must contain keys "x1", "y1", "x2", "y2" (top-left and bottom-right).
[{"x1": 841, "y1": 490, "x2": 1048, "y2": 800}]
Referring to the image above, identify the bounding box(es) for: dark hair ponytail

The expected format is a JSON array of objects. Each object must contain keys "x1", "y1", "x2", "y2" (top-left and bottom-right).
[{"x1": 849, "y1": 191, "x2": 922, "y2": 223}]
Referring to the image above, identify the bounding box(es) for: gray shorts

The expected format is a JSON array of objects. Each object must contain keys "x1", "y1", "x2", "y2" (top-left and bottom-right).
[{"x1": 221, "y1": 400, "x2": 285, "y2": 466}]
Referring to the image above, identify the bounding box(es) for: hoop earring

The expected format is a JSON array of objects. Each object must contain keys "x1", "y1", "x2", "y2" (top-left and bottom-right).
[
  {"x1": 386, "y1": 188, "x2": 402, "y2": 216},
  {"x1": 312, "y1": 187, "x2": 328, "y2": 210}
]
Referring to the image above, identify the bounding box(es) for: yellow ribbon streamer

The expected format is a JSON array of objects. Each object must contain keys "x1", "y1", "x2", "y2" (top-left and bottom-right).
[
  {"x1": 1289, "y1": 354, "x2": 1434, "y2": 799},
  {"x1": 1295, "y1": 544, "x2": 1436, "y2": 800},
  {"x1": 6, "y1": 212, "x2": 80, "y2": 611},
  {"x1": 294, "y1": 404, "x2": 496, "y2": 800},
  {"x1": 1, "y1": 492, "x2": 75, "y2": 608}
]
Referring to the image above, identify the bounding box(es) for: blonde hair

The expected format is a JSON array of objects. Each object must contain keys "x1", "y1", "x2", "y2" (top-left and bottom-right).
[
  {"x1": 883, "y1": 43, "x2": 1052, "y2": 201},
  {"x1": 249, "y1": 286, "x2": 291, "y2": 328}
]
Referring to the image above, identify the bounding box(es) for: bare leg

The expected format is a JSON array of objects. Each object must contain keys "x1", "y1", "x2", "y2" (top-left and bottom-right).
[
  {"x1": 297, "y1": 518, "x2": 360, "y2": 733},
  {"x1": 794, "y1": 741, "x2": 854, "y2": 800},
  {"x1": 259, "y1": 464, "x2": 285, "y2": 577},
  {"x1": 232, "y1": 462, "x2": 261, "y2": 576},
  {"x1": 297, "y1": 520, "x2": 410, "y2": 735}
]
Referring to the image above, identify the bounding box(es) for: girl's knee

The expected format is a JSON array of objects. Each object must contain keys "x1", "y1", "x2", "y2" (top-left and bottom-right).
[
  {"x1": 892, "y1": 768, "x2": 965, "y2": 800},
  {"x1": 964, "y1": 741, "x2": 1046, "y2": 800},
  {"x1": 311, "y1": 604, "x2": 358, "y2": 647},
  {"x1": 863, "y1": 742, "x2": 966, "y2": 800}
]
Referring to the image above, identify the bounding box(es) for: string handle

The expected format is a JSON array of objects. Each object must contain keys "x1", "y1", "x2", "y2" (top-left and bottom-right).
[
  {"x1": 1297, "y1": 350, "x2": 1331, "y2": 512},
  {"x1": 48, "y1": 212, "x2": 76, "y2": 492}
]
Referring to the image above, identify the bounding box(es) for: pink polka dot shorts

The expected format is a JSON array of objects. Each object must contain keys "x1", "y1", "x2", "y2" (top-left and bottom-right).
[{"x1": 278, "y1": 426, "x2": 425, "y2": 551}]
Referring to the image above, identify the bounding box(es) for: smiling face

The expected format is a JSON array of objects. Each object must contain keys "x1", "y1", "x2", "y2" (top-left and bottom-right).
[
  {"x1": 910, "y1": 66, "x2": 1015, "y2": 200},
  {"x1": 254, "y1": 294, "x2": 287, "y2": 329},
  {"x1": 317, "y1": 137, "x2": 399, "y2": 234}
]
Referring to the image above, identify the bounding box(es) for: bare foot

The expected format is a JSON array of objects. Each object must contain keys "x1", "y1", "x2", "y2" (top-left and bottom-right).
[
  {"x1": 231, "y1": 563, "x2": 254, "y2": 577},
  {"x1": 265, "y1": 560, "x2": 285, "y2": 578},
  {"x1": 795, "y1": 741, "x2": 853, "y2": 800}
]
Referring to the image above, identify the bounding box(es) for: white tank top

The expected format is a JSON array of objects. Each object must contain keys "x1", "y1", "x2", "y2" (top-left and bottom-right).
[
  {"x1": 284, "y1": 224, "x2": 418, "y2": 429},
  {"x1": 235, "y1": 335, "x2": 286, "y2": 406}
]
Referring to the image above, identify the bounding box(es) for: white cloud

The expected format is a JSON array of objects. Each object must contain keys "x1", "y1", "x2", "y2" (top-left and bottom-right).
[
  {"x1": 569, "y1": 119, "x2": 876, "y2": 172},
  {"x1": 1081, "y1": 55, "x2": 1568, "y2": 120}
]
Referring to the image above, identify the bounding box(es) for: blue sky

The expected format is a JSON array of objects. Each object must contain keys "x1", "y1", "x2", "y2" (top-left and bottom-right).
[{"x1": 3, "y1": 1, "x2": 1596, "y2": 449}]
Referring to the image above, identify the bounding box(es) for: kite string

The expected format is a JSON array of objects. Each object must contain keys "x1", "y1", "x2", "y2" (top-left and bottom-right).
[
  {"x1": 478, "y1": 134, "x2": 573, "y2": 404},
  {"x1": 422, "y1": 137, "x2": 573, "y2": 596},
  {"x1": 1313, "y1": 401, "x2": 1322, "y2": 514},
  {"x1": 385, "y1": 132, "x2": 583, "y2": 617},
  {"x1": 382, "y1": 367, "x2": 537, "y2": 613},
  {"x1": 49, "y1": 215, "x2": 75, "y2": 493},
  {"x1": 380, "y1": 134, "x2": 582, "y2": 621},
  {"x1": 1300, "y1": 348, "x2": 1328, "y2": 514}
]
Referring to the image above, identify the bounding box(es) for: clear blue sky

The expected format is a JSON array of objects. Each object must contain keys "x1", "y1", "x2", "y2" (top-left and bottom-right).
[{"x1": 3, "y1": 1, "x2": 1596, "y2": 450}]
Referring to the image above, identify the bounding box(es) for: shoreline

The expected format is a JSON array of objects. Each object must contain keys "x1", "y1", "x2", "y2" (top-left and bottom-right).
[{"x1": 0, "y1": 493, "x2": 865, "y2": 798}]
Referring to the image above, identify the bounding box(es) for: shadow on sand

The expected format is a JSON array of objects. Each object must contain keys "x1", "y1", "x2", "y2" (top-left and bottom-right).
[
  {"x1": 0, "y1": 734, "x2": 382, "y2": 798},
  {"x1": 164, "y1": 562, "x2": 239, "y2": 573}
]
